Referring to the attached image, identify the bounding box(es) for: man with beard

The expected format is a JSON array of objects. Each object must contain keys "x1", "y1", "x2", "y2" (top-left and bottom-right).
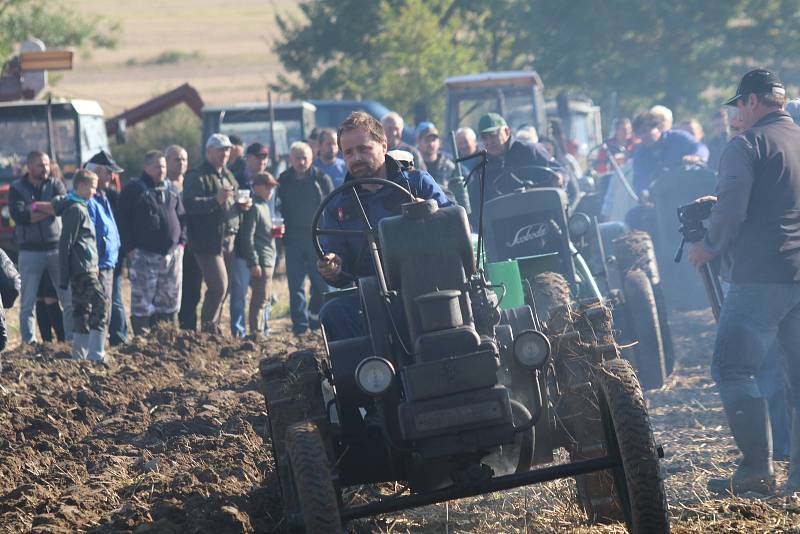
[
  {"x1": 316, "y1": 111, "x2": 451, "y2": 341},
  {"x1": 313, "y1": 128, "x2": 347, "y2": 187},
  {"x1": 9, "y1": 150, "x2": 72, "y2": 343}
]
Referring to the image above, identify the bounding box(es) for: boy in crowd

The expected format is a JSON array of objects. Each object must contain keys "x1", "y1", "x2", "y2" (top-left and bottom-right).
[
  {"x1": 57, "y1": 170, "x2": 107, "y2": 361},
  {"x1": 238, "y1": 172, "x2": 279, "y2": 336}
]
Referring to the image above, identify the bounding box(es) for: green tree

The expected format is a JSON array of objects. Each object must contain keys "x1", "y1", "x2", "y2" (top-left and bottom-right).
[
  {"x1": 273, "y1": 0, "x2": 387, "y2": 98},
  {"x1": 273, "y1": 0, "x2": 481, "y2": 123},
  {"x1": 274, "y1": 0, "x2": 800, "y2": 121},
  {"x1": 109, "y1": 105, "x2": 202, "y2": 182},
  {"x1": 337, "y1": 0, "x2": 481, "y2": 124},
  {"x1": 0, "y1": 0, "x2": 118, "y2": 58}
]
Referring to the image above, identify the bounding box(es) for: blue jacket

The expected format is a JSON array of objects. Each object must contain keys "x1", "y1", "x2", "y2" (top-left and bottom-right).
[
  {"x1": 313, "y1": 157, "x2": 348, "y2": 187},
  {"x1": 632, "y1": 129, "x2": 707, "y2": 193},
  {"x1": 88, "y1": 191, "x2": 121, "y2": 270},
  {"x1": 320, "y1": 156, "x2": 452, "y2": 287}
]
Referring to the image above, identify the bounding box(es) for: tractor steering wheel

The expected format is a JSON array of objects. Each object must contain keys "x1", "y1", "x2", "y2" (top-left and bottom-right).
[
  {"x1": 311, "y1": 177, "x2": 416, "y2": 281},
  {"x1": 491, "y1": 165, "x2": 562, "y2": 196}
]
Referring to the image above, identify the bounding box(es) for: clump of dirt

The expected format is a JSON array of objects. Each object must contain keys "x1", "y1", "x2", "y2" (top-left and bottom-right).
[{"x1": 0, "y1": 325, "x2": 317, "y2": 533}]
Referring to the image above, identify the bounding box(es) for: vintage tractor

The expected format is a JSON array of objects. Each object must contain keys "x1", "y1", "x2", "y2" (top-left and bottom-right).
[
  {"x1": 258, "y1": 173, "x2": 669, "y2": 533},
  {"x1": 482, "y1": 165, "x2": 674, "y2": 389}
]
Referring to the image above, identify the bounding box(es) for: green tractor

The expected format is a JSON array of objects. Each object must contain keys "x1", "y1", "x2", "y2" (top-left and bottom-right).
[{"x1": 481, "y1": 166, "x2": 674, "y2": 390}]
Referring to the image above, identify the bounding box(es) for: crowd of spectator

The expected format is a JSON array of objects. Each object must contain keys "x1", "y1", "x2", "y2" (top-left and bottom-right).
[{"x1": 0, "y1": 105, "x2": 734, "y2": 361}]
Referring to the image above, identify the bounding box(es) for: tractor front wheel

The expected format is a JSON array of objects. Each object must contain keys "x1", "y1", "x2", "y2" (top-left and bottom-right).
[
  {"x1": 286, "y1": 422, "x2": 342, "y2": 533},
  {"x1": 597, "y1": 358, "x2": 669, "y2": 533}
]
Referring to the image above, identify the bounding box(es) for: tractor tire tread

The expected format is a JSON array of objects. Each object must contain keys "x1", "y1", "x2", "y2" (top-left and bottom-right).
[
  {"x1": 598, "y1": 358, "x2": 669, "y2": 532},
  {"x1": 286, "y1": 421, "x2": 342, "y2": 533},
  {"x1": 623, "y1": 269, "x2": 666, "y2": 390}
]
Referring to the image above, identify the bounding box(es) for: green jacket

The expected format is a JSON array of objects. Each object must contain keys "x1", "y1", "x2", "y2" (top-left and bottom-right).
[
  {"x1": 183, "y1": 160, "x2": 240, "y2": 254},
  {"x1": 238, "y1": 196, "x2": 275, "y2": 268},
  {"x1": 56, "y1": 194, "x2": 98, "y2": 288}
]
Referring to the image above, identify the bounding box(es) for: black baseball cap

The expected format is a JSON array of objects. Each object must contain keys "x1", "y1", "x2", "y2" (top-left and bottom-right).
[
  {"x1": 245, "y1": 142, "x2": 269, "y2": 158},
  {"x1": 86, "y1": 150, "x2": 124, "y2": 173},
  {"x1": 724, "y1": 69, "x2": 786, "y2": 106}
]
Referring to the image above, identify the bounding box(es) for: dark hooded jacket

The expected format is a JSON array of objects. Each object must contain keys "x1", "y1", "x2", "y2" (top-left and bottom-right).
[{"x1": 56, "y1": 193, "x2": 98, "y2": 289}]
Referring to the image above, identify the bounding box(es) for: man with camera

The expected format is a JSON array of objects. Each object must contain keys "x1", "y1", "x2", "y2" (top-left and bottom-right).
[{"x1": 688, "y1": 69, "x2": 800, "y2": 496}]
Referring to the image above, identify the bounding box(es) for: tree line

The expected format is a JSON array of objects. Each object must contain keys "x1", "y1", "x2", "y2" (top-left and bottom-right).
[{"x1": 272, "y1": 0, "x2": 800, "y2": 126}]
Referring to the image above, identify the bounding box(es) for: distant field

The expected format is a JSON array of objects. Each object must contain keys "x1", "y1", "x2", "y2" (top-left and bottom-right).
[{"x1": 56, "y1": 0, "x2": 301, "y2": 115}]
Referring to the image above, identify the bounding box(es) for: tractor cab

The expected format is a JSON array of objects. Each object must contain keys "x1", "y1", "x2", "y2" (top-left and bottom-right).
[
  {"x1": 0, "y1": 99, "x2": 109, "y2": 252},
  {"x1": 444, "y1": 71, "x2": 547, "y2": 139},
  {"x1": 201, "y1": 101, "x2": 316, "y2": 175}
]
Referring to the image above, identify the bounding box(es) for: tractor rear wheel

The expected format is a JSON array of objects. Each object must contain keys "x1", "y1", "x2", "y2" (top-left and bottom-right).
[
  {"x1": 614, "y1": 231, "x2": 675, "y2": 376},
  {"x1": 597, "y1": 358, "x2": 669, "y2": 533},
  {"x1": 623, "y1": 269, "x2": 666, "y2": 390},
  {"x1": 286, "y1": 421, "x2": 342, "y2": 533}
]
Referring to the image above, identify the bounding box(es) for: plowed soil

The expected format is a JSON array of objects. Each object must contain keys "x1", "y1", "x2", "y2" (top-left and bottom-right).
[{"x1": 2, "y1": 306, "x2": 800, "y2": 532}]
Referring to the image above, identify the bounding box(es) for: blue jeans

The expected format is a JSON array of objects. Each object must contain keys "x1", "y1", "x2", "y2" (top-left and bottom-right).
[
  {"x1": 320, "y1": 295, "x2": 365, "y2": 341},
  {"x1": 711, "y1": 282, "x2": 800, "y2": 409},
  {"x1": 229, "y1": 257, "x2": 272, "y2": 337},
  {"x1": 284, "y1": 238, "x2": 329, "y2": 334},
  {"x1": 229, "y1": 258, "x2": 250, "y2": 337},
  {"x1": 109, "y1": 269, "x2": 128, "y2": 345},
  {"x1": 18, "y1": 249, "x2": 72, "y2": 343},
  {"x1": 757, "y1": 342, "x2": 791, "y2": 457}
]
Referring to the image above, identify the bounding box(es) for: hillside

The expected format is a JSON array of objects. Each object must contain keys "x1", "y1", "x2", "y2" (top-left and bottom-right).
[{"x1": 55, "y1": 0, "x2": 301, "y2": 115}]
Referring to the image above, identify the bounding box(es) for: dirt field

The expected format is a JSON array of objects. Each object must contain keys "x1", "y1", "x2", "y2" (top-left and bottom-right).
[{"x1": 2, "y1": 290, "x2": 800, "y2": 532}]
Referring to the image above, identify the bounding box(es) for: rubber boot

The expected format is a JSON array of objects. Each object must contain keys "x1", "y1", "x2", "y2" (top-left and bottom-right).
[
  {"x1": 708, "y1": 397, "x2": 776, "y2": 495},
  {"x1": 785, "y1": 409, "x2": 800, "y2": 494},
  {"x1": 131, "y1": 315, "x2": 150, "y2": 336},
  {"x1": 48, "y1": 302, "x2": 65, "y2": 342},
  {"x1": 36, "y1": 300, "x2": 52, "y2": 342},
  {"x1": 87, "y1": 329, "x2": 106, "y2": 362},
  {"x1": 71, "y1": 333, "x2": 90, "y2": 360}
]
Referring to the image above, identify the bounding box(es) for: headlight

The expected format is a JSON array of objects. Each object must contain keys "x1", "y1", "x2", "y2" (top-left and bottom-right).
[
  {"x1": 513, "y1": 330, "x2": 551, "y2": 369},
  {"x1": 355, "y1": 357, "x2": 395, "y2": 396},
  {"x1": 0, "y1": 206, "x2": 9, "y2": 219},
  {"x1": 568, "y1": 212, "x2": 592, "y2": 237}
]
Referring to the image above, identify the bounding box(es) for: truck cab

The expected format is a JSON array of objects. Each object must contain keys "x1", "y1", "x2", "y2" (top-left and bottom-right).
[
  {"x1": 444, "y1": 71, "x2": 548, "y2": 140},
  {"x1": 201, "y1": 101, "x2": 316, "y2": 174},
  {"x1": 0, "y1": 98, "x2": 109, "y2": 251},
  {"x1": 545, "y1": 96, "x2": 603, "y2": 158},
  {"x1": 444, "y1": 72, "x2": 602, "y2": 163}
]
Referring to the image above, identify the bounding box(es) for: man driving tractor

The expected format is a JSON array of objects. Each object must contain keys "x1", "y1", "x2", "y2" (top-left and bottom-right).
[
  {"x1": 470, "y1": 113, "x2": 562, "y2": 215},
  {"x1": 316, "y1": 112, "x2": 451, "y2": 341}
]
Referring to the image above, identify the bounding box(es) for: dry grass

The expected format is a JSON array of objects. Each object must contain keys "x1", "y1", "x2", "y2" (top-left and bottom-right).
[{"x1": 54, "y1": 0, "x2": 302, "y2": 114}]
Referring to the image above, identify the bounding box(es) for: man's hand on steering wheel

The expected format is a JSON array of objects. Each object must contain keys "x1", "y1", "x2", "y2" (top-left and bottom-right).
[
  {"x1": 311, "y1": 177, "x2": 417, "y2": 284},
  {"x1": 317, "y1": 253, "x2": 342, "y2": 283}
]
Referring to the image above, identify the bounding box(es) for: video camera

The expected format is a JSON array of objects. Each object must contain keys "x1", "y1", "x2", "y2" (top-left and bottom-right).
[
  {"x1": 674, "y1": 198, "x2": 725, "y2": 320},
  {"x1": 674, "y1": 199, "x2": 715, "y2": 261}
]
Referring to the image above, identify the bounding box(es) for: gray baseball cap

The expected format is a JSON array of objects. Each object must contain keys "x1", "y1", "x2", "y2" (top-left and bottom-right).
[{"x1": 206, "y1": 133, "x2": 233, "y2": 149}]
